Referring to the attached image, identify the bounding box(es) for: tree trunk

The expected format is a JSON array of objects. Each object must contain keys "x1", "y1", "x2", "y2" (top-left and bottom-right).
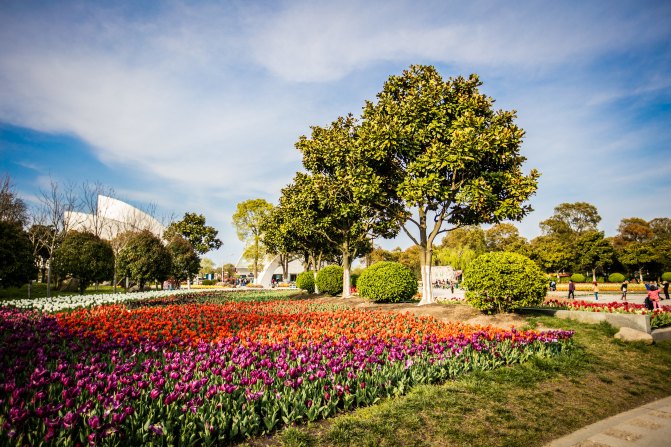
[
  {"x1": 113, "y1": 265, "x2": 117, "y2": 294},
  {"x1": 418, "y1": 245, "x2": 434, "y2": 305},
  {"x1": 342, "y1": 249, "x2": 351, "y2": 298},
  {"x1": 592, "y1": 269, "x2": 596, "y2": 282},
  {"x1": 639, "y1": 269, "x2": 644, "y2": 283},
  {"x1": 46, "y1": 262, "x2": 52, "y2": 298}
]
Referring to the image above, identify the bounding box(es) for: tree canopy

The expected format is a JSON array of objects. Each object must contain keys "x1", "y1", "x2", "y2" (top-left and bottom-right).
[
  {"x1": 295, "y1": 114, "x2": 403, "y2": 297},
  {"x1": 117, "y1": 230, "x2": 172, "y2": 290},
  {"x1": 165, "y1": 213, "x2": 222, "y2": 255},
  {"x1": 540, "y1": 202, "x2": 601, "y2": 237},
  {"x1": 52, "y1": 230, "x2": 114, "y2": 294},
  {"x1": 232, "y1": 199, "x2": 273, "y2": 280},
  {"x1": 167, "y1": 236, "x2": 200, "y2": 284},
  {"x1": 360, "y1": 65, "x2": 539, "y2": 304},
  {"x1": 0, "y1": 221, "x2": 36, "y2": 288}
]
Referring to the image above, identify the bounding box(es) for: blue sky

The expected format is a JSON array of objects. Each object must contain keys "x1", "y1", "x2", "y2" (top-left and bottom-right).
[{"x1": 1, "y1": 0, "x2": 670, "y2": 265}]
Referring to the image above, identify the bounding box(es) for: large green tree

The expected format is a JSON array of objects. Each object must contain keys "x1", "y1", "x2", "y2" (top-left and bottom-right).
[
  {"x1": 232, "y1": 199, "x2": 273, "y2": 280},
  {"x1": 272, "y1": 175, "x2": 341, "y2": 286},
  {"x1": 117, "y1": 230, "x2": 172, "y2": 290},
  {"x1": 296, "y1": 114, "x2": 403, "y2": 297},
  {"x1": 165, "y1": 213, "x2": 222, "y2": 255},
  {"x1": 360, "y1": 65, "x2": 539, "y2": 304},
  {"x1": 529, "y1": 234, "x2": 573, "y2": 276},
  {"x1": 574, "y1": 230, "x2": 615, "y2": 281},
  {"x1": 0, "y1": 221, "x2": 37, "y2": 288},
  {"x1": 260, "y1": 205, "x2": 300, "y2": 281},
  {"x1": 484, "y1": 223, "x2": 530, "y2": 256},
  {"x1": 166, "y1": 236, "x2": 200, "y2": 284},
  {"x1": 539, "y1": 202, "x2": 601, "y2": 237},
  {"x1": 52, "y1": 230, "x2": 114, "y2": 294}
]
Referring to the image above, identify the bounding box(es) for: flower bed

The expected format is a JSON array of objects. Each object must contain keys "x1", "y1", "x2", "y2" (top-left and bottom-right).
[
  {"x1": 0, "y1": 298, "x2": 573, "y2": 446},
  {"x1": 0, "y1": 289, "x2": 301, "y2": 312},
  {"x1": 544, "y1": 299, "x2": 671, "y2": 329}
]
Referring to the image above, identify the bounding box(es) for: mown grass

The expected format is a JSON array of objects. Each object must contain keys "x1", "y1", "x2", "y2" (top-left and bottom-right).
[{"x1": 240, "y1": 317, "x2": 671, "y2": 447}]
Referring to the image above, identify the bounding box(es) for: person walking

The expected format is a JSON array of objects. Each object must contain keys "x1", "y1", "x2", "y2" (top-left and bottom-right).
[
  {"x1": 593, "y1": 281, "x2": 599, "y2": 301},
  {"x1": 648, "y1": 285, "x2": 661, "y2": 309},
  {"x1": 621, "y1": 280, "x2": 628, "y2": 301},
  {"x1": 568, "y1": 280, "x2": 575, "y2": 300},
  {"x1": 663, "y1": 281, "x2": 669, "y2": 300}
]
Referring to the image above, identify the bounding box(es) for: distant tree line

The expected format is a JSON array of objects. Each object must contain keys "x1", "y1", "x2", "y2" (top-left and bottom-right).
[{"x1": 0, "y1": 174, "x2": 221, "y2": 295}]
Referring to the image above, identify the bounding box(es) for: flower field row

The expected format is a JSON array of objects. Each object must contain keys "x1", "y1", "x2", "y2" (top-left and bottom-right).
[
  {"x1": 1, "y1": 298, "x2": 574, "y2": 446},
  {"x1": 0, "y1": 289, "x2": 300, "y2": 313},
  {"x1": 544, "y1": 299, "x2": 671, "y2": 329}
]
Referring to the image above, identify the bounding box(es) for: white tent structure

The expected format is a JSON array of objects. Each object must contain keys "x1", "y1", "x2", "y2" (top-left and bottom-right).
[{"x1": 234, "y1": 254, "x2": 305, "y2": 286}]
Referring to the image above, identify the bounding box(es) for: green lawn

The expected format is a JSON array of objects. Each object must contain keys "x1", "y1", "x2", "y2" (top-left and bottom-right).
[{"x1": 245, "y1": 316, "x2": 671, "y2": 447}]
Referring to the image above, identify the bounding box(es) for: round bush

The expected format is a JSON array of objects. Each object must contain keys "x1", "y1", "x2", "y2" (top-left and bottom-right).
[
  {"x1": 296, "y1": 271, "x2": 315, "y2": 293},
  {"x1": 357, "y1": 261, "x2": 418, "y2": 303},
  {"x1": 570, "y1": 273, "x2": 586, "y2": 283},
  {"x1": 315, "y1": 265, "x2": 343, "y2": 296},
  {"x1": 201, "y1": 279, "x2": 216, "y2": 286},
  {"x1": 350, "y1": 273, "x2": 360, "y2": 288},
  {"x1": 662, "y1": 272, "x2": 671, "y2": 282},
  {"x1": 608, "y1": 272, "x2": 626, "y2": 283},
  {"x1": 463, "y1": 252, "x2": 547, "y2": 314}
]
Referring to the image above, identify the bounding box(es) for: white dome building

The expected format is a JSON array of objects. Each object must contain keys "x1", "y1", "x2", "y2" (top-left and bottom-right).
[{"x1": 64, "y1": 195, "x2": 165, "y2": 241}]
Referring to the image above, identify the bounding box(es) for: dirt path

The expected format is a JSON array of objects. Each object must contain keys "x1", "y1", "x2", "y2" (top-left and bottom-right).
[{"x1": 312, "y1": 296, "x2": 531, "y2": 330}]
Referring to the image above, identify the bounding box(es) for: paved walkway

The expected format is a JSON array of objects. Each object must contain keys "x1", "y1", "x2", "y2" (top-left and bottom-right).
[{"x1": 545, "y1": 396, "x2": 671, "y2": 447}]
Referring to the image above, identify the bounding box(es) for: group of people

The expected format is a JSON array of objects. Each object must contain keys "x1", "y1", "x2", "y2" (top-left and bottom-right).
[
  {"x1": 433, "y1": 279, "x2": 455, "y2": 293},
  {"x1": 643, "y1": 280, "x2": 670, "y2": 310},
  {"x1": 565, "y1": 279, "x2": 670, "y2": 308}
]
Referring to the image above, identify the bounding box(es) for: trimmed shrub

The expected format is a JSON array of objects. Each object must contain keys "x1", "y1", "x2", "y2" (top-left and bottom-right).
[
  {"x1": 463, "y1": 252, "x2": 547, "y2": 314},
  {"x1": 315, "y1": 265, "x2": 343, "y2": 296},
  {"x1": 608, "y1": 272, "x2": 626, "y2": 283},
  {"x1": 201, "y1": 279, "x2": 216, "y2": 286},
  {"x1": 357, "y1": 261, "x2": 417, "y2": 303},
  {"x1": 662, "y1": 272, "x2": 671, "y2": 282},
  {"x1": 350, "y1": 274, "x2": 360, "y2": 288},
  {"x1": 296, "y1": 271, "x2": 315, "y2": 293},
  {"x1": 570, "y1": 273, "x2": 586, "y2": 283}
]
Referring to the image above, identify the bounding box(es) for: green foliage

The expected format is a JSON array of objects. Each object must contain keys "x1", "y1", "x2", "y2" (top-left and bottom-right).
[
  {"x1": 200, "y1": 279, "x2": 216, "y2": 286},
  {"x1": 360, "y1": 65, "x2": 539, "y2": 303},
  {"x1": 463, "y1": 252, "x2": 547, "y2": 314},
  {"x1": 662, "y1": 272, "x2": 671, "y2": 282},
  {"x1": 315, "y1": 265, "x2": 343, "y2": 296},
  {"x1": 574, "y1": 230, "x2": 615, "y2": 277},
  {"x1": 165, "y1": 212, "x2": 222, "y2": 255},
  {"x1": 0, "y1": 221, "x2": 37, "y2": 288},
  {"x1": 608, "y1": 273, "x2": 626, "y2": 283},
  {"x1": 52, "y1": 230, "x2": 114, "y2": 294},
  {"x1": 117, "y1": 230, "x2": 172, "y2": 289},
  {"x1": 232, "y1": 199, "x2": 273, "y2": 278},
  {"x1": 296, "y1": 271, "x2": 315, "y2": 293},
  {"x1": 357, "y1": 261, "x2": 418, "y2": 303},
  {"x1": 570, "y1": 273, "x2": 587, "y2": 283},
  {"x1": 540, "y1": 202, "x2": 601, "y2": 236},
  {"x1": 166, "y1": 236, "x2": 200, "y2": 283},
  {"x1": 350, "y1": 273, "x2": 359, "y2": 288}
]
